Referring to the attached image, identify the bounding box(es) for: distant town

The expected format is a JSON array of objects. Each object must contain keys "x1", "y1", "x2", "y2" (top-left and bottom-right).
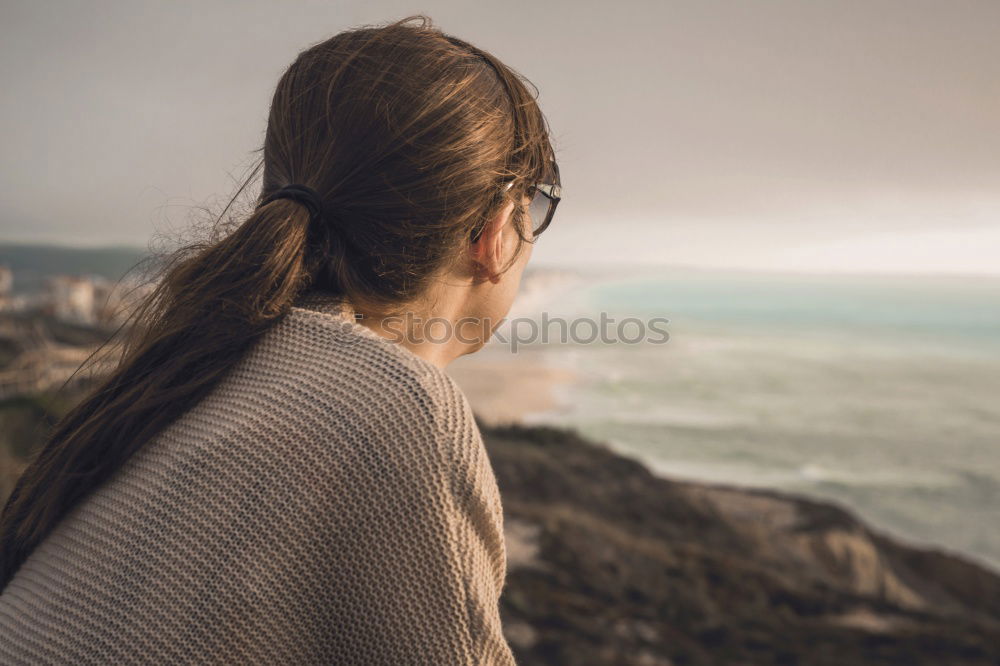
[
  {"x1": 0, "y1": 264, "x2": 154, "y2": 327},
  {"x1": 0, "y1": 263, "x2": 152, "y2": 400}
]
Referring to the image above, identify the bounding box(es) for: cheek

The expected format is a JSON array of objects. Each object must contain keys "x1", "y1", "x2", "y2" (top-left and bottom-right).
[
  {"x1": 511, "y1": 230, "x2": 532, "y2": 263},
  {"x1": 509, "y1": 243, "x2": 533, "y2": 292},
  {"x1": 520, "y1": 239, "x2": 534, "y2": 269}
]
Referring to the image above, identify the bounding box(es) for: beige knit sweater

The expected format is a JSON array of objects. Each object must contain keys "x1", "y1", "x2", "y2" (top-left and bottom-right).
[{"x1": 0, "y1": 288, "x2": 516, "y2": 665}]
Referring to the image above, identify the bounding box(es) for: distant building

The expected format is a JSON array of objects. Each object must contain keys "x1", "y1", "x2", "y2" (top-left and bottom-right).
[
  {"x1": 31, "y1": 272, "x2": 155, "y2": 328},
  {"x1": 46, "y1": 275, "x2": 97, "y2": 325}
]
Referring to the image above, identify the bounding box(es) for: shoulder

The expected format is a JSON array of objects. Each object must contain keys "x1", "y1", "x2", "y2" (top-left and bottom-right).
[
  {"x1": 260, "y1": 304, "x2": 481, "y2": 465},
  {"x1": 245, "y1": 302, "x2": 506, "y2": 578}
]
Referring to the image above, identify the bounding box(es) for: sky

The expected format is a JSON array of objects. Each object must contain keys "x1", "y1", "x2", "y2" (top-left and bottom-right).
[{"x1": 1, "y1": 0, "x2": 998, "y2": 274}]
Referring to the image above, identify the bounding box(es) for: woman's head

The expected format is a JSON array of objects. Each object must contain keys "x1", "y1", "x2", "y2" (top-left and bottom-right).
[
  {"x1": 259, "y1": 14, "x2": 557, "y2": 315},
  {"x1": 0, "y1": 15, "x2": 557, "y2": 590}
]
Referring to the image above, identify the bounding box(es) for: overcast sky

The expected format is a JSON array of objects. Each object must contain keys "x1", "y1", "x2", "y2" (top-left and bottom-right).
[{"x1": 1, "y1": 0, "x2": 998, "y2": 273}]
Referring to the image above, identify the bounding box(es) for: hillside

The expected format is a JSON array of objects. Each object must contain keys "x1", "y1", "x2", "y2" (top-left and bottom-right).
[{"x1": 483, "y1": 424, "x2": 1000, "y2": 665}]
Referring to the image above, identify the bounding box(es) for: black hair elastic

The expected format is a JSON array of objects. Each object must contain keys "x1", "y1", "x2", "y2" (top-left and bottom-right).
[{"x1": 260, "y1": 184, "x2": 327, "y2": 223}]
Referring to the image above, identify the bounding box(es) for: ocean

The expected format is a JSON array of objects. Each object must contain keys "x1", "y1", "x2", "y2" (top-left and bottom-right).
[{"x1": 498, "y1": 267, "x2": 1000, "y2": 572}]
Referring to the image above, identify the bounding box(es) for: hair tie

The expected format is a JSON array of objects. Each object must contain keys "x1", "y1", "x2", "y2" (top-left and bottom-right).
[{"x1": 260, "y1": 184, "x2": 327, "y2": 223}]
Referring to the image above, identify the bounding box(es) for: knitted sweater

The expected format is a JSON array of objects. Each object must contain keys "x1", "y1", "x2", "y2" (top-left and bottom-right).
[{"x1": 0, "y1": 288, "x2": 517, "y2": 665}]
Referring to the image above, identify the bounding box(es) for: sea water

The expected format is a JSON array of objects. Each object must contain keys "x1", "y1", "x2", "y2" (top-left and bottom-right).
[{"x1": 505, "y1": 268, "x2": 1000, "y2": 572}]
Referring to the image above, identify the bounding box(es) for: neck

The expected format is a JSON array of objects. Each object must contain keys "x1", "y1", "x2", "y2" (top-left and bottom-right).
[{"x1": 350, "y1": 281, "x2": 485, "y2": 369}]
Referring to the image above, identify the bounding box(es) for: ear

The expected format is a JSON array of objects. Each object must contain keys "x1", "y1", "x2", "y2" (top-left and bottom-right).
[{"x1": 469, "y1": 200, "x2": 515, "y2": 284}]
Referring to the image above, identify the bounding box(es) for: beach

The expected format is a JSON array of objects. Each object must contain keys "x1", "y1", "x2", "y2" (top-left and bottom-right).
[{"x1": 448, "y1": 346, "x2": 576, "y2": 425}]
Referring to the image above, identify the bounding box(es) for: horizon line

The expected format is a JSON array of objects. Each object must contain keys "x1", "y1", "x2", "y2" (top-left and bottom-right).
[{"x1": 2, "y1": 238, "x2": 999, "y2": 281}]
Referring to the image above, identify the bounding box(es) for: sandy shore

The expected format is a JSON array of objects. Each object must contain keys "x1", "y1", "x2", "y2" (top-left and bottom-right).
[{"x1": 446, "y1": 348, "x2": 577, "y2": 425}]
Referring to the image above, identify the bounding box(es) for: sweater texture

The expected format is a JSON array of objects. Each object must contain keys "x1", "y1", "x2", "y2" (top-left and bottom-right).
[{"x1": 0, "y1": 288, "x2": 516, "y2": 665}]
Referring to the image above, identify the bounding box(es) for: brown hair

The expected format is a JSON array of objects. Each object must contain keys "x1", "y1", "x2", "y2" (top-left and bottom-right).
[{"x1": 0, "y1": 14, "x2": 555, "y2": 590}]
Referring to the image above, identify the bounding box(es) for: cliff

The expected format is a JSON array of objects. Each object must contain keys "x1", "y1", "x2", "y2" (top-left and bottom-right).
[{"x1": 482, "y1": 424, "x2": 1000, "y2": 666}]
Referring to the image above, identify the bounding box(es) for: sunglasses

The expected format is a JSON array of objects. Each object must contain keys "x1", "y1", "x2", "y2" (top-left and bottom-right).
[{"x1": 473, "y1": 161, "x2": 561, "y2": 241}]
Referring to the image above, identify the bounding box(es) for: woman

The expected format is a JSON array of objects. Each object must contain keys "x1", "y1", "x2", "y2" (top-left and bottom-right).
[{"x1": 0, "y1": 15, "x2": 560, "y2": 665}]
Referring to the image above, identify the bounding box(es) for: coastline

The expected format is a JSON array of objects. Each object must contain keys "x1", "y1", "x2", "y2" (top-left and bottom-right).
[{"x1": 483, "y1": 422, "x2": 1000, "y2": 664}]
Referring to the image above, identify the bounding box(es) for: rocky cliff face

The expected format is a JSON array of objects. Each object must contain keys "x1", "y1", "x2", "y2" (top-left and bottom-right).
[{"x1": 483, "y1": 424, "x2": 1000, "y2": 666}]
